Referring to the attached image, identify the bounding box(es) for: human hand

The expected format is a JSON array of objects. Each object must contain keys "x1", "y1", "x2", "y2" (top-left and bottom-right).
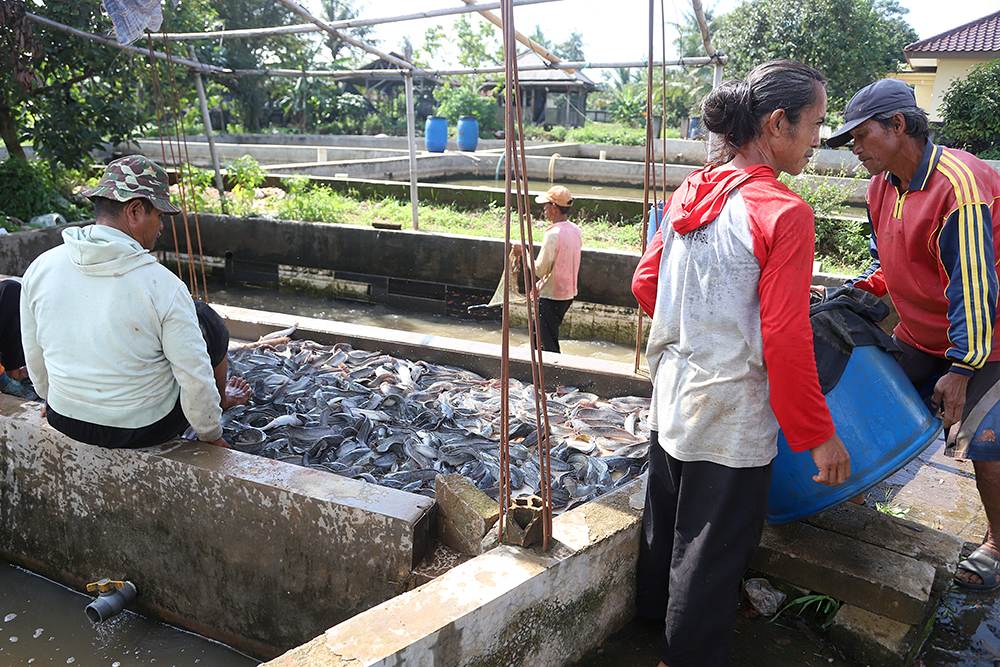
[
  {"x1": 932, "y1": 371, "x2": 970, "y2": 430},
  {"x1": 8, "y1": 366, "x2": 29, "y2": 382},
  {"x1": 810, "y1": 433, "x2": 851, "y2": 486},
  {"x1": 510, "y1": 244, "x2": 524, "y2": 257},
  {"x1": 209, "y1": 437, "x2": 232, "y2": 449}
]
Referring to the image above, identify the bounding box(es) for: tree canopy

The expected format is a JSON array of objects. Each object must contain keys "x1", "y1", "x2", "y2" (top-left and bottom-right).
[
  {"x1": 713, "y1": 0, "x2": 917, "y2": 103},
  {"x1": 0, "y1": 0, "x2": 149, "y2": 168}
]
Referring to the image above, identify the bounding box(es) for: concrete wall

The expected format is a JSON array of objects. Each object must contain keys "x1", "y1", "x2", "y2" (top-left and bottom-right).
[
  {"x1": 0, "y1": 396, "x2": 433, "y2": 660},
  {"x1": 264, "y1": 476, "x2": 647, "y2": 667},
  {"x1": 161, "y1": 214, "x2": 643, "y2": 310},
  {"x1": 135, "y1": 135, "x2": 872, "y2": 206}
]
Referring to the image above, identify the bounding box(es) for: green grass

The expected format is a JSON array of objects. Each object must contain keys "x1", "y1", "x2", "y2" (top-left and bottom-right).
[
  {"x1": 255, "y1": 185, "x2": 643, "y2": 252},
  {"x1": 185, "y1": 159, "x2": 867, "y2": 266}
]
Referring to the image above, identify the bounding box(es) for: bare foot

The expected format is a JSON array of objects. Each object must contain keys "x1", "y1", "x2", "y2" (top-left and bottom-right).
[
  {"x1": 222, "y1": 377, "x2": 251, "y2": 410},
  {"x1": 848, "y1": 492, "x2": 866, "y2": 505}
]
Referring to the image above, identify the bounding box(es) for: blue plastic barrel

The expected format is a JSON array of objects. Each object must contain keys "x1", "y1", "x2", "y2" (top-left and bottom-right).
[
  {"x1": 425, "y1": 116, "x2": 447, "y2": 153},
  {"x1": 766, "y1": 344, "x2": 942, "y2": 523},
  {"x1": 457, "y1": 116, "x2": 479, "y2": 152}
]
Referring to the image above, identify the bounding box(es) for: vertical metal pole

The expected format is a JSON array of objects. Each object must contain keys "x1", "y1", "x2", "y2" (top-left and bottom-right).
[
  {"x1": 189, "y1": 48, "x2": 226, "y2": 211},
  {"x1": 708, "y1": 61, "x2": 726, "y2": 164},
  {"x1": 404, "y1": 44, "x2": 419, "y2": 230}
]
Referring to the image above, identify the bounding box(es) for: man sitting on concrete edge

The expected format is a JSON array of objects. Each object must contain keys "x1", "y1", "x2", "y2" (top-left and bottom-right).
[{"x1": 19, "y1": 155, "x2": 250, "y2": 449}]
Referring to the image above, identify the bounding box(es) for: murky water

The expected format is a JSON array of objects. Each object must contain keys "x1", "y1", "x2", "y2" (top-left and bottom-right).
[
  {"x1": 436, "y1": 178, "x2": 870, "y2": 220},
  {"x1": 206, "y1": 283, "x2": 646, "y2": 366},
  {"x1": 0, "y1": 562, "x2": 260, "y2": 666},
  {"x1": 438, "y1": 178, "x2": 666, "y2": 204}
]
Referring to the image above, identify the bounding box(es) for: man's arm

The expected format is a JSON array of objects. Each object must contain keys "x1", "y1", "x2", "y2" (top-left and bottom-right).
[
  {"x1": 938, "y1": 201, "x2": 998, "y2": 375},
  {"x1": 160, "y1": 291, "x2": 223, "y2": 442}
]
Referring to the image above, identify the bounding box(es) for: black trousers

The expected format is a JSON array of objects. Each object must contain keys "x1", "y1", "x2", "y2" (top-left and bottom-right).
[
  {"x1": 0, "y1": 280, "x2": 25, "y2": 370},
  {"x1": 537, "y1": 297, "x2": 572, "y2": 353},
  {"x1": 47, "y1": 300, "x2": 230, "y2": 449},
  {"x1": 636, "y1": 432, "x2": 772, "y2": 667}
]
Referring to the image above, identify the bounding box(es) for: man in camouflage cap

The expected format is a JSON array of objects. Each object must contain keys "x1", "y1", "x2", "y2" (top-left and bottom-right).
[
  {"x1": 19, "y1": 155, "x2": 249, "y2": 450},
  {"x1": 82, "y1": 154, "x2": 180, "y2": 215}
]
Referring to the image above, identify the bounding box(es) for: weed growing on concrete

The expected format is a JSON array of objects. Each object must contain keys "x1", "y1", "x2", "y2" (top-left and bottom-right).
[
  {"x1": 771, "y1": 593, "x2": 842, "y2": 629},
  {"x1": 875, "y1": 488, "x2": 911, "y2": 518}
]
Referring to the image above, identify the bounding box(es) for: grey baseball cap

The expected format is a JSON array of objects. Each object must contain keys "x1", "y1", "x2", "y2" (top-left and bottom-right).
[{"x1": 827, "y1": 79, "x2": 918, "y2": 149}]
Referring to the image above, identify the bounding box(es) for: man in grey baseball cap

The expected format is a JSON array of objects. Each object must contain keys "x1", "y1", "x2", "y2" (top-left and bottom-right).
[
  {"x1": 832, "y1": 79, "x2": 1000, "y2": 591},
  {"x1": 826, "y1": 78, "x2": 918, "y2": 148}
]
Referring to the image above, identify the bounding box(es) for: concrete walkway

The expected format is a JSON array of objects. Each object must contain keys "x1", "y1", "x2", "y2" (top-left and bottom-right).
[{"x1": 574, "y1": 436, "x2": 999, "y2": 667}]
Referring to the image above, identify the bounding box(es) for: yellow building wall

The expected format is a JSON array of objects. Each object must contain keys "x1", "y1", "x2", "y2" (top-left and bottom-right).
[{"x1": 928, "y1": 58, "x2": 992, "y2": 122}]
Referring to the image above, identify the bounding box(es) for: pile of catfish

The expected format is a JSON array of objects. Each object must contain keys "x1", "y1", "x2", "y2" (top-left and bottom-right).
[{"x1": 224, "y1": 338, "x2": 651, "y2": 511}]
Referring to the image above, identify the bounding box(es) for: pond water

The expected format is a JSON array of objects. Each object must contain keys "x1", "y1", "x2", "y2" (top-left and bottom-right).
[
  {"x1": 0, "y1": 562, "x2": 260, "y2": 667},
  {"x1": 437, "y1": 178, "x2": 869, "y2": 220},
  {"x1": 207, "y1": 283, "x2": 646, "y2": 366},
  {"x1": 438, "y1": 178, "x2": 669, "y2": 204}
]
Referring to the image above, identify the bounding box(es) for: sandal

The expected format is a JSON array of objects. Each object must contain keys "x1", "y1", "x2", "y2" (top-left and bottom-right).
[{"x1": 955, "y1": 547, "x2": 1000, "y2": 590}]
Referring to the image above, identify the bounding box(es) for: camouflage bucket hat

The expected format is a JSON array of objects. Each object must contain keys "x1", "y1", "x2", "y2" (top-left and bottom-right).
[{"x1": 83, "y1": 155, "x2": 179, "y2": 213}]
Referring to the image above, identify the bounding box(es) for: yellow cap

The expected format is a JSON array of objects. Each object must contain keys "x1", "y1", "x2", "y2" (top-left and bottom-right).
[{"x1": 535, "y1": 185, "x2": 573, "y2": 207}]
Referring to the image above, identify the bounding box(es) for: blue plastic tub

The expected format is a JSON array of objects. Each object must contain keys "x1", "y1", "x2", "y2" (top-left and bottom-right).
[
  {"x1": 767, "y1": 344, "x2": 942, "y2": 523},
  {"x1": 457, "y1": 116, "x2": 479, "y2": 152},
  {"x1": 424, "y1": 116, "x2": 447, "y2": 153}
]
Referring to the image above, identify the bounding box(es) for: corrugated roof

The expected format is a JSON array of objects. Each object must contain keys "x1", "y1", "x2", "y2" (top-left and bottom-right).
[
  {"x1": 904, "y1": 10, "x2": 1000, "y2": 54},
  {"x1": 512, "y1": 51, "x2": 597, "y2": 89}
]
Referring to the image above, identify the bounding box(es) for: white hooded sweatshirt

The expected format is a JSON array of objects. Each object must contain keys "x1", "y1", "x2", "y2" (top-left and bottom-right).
[{"x1": 20, "y1": 224, "x2": 222, "y2": 441}]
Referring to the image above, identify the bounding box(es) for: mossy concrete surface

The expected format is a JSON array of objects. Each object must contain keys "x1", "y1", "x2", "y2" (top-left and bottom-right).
[
  {"x1": 0, "y1": 395, "x2": 432, "y2": 660},
  {"x1": 263, "y1": 475, "x2": 647, "y2": 667}
]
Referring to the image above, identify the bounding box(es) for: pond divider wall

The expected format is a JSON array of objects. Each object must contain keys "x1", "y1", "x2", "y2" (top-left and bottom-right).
[
  {"x1": 162, "y1": 214, "x2": 652, "y2": 346},
  {"x1": 0, "y1": 395, "x2": 433, "y2": 660}
]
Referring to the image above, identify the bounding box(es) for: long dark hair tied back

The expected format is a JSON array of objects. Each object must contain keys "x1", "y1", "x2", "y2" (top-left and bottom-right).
[{"x1": 701, "y1": 60, "x2": 825, "y2": 166}]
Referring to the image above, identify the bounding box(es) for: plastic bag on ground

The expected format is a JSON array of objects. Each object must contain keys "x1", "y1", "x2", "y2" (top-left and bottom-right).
[{"x1": 743, "y1": 577, "x2": 786, "y2": 616}]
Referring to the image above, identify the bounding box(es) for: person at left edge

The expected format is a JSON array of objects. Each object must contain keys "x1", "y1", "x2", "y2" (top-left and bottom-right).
[{"x1": 19, "y1": 155, "x2": 249, "y2": 449}]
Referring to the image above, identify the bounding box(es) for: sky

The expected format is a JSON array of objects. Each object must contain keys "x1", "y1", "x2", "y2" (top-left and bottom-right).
[{"x1": 347, "y1": 0, "x2": 999, "y2": 71}]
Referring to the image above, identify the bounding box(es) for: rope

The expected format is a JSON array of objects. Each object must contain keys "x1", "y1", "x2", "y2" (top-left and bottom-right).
[
  {"x1": 145, "y1": 34, "x2": 185, "y2": 285},
  {"x1": 144, "y1": 31, "x2": 210, "y2": 304},
  {"x1": 162, "y1": 35, "x2": 210, "y2": 303}
]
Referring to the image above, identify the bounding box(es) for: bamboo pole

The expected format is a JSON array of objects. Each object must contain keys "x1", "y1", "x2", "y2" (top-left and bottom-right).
[
  {"x1": 404, "y1": 44, "x2": 419, "y2": 231},
  {"x1": 275, "y1": 0, "x2": 420, "y2": 73},
  {"x1": 189, "y1": 47, "x2": 226, "y2": 212},
  {"x1": 458, "y1": 0, "x2": 571, "y2": 73},
  {"x1": 144, "y1": 0, "x2": 561, "y2": 41},
  {"x1": 23, "y1": 14, "x2": 728, "y2": 78}
]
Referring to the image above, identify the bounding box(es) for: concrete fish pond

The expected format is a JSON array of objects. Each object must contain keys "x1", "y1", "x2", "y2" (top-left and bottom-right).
[{"x1": 222, "y1": 336, "x2": 651, "y2": 509}]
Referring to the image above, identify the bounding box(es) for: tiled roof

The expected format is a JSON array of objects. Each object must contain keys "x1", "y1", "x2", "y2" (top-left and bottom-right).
[{"x1": 905, "y1": 10, "x2": 1000, "y2": 54}]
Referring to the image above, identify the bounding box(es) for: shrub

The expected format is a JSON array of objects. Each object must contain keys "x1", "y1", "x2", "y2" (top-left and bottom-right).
[
  {"x1": 781, "y1": 168, "x2": 870, "y2": 274},
  {"x1": 0, "y1": 159, "x2": 88, "y2": 228},
  {"x1": 565, "y1": 123, "x2": 646, "y2": 146},
  {"x1": 978, "y1": 145, "x2": 1000, "y2": 161},
  {"x1": 227, "y1": 155, "x2": 267, "y2": 190},
  {"x1": 940, "y1": 60, "x2": 1000, "y2": 155},
  {"x1": 432, "y1": 84, "x2": 501, "y2": 137}
]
